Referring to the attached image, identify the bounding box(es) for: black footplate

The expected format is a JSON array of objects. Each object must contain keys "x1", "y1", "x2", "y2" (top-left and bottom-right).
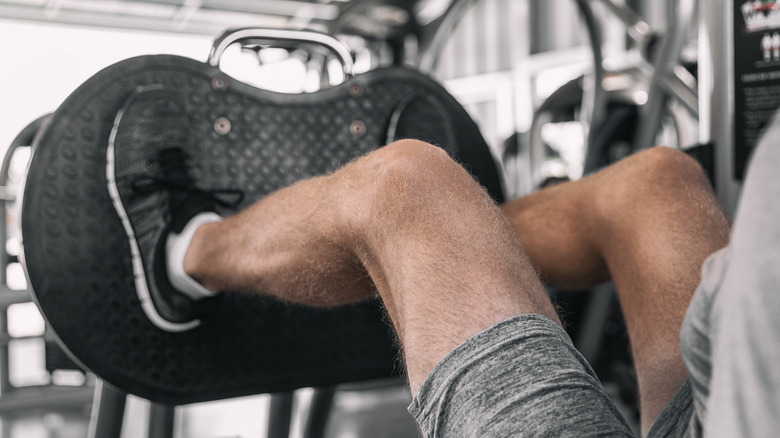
[{"x1": 21, "y1": 54, "x2": 503, "y2": 405}]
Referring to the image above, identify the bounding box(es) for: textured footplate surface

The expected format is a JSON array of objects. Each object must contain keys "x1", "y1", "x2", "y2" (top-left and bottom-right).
[{"x1": 21, "y1": 55, "x2": 503, "y2": 404}]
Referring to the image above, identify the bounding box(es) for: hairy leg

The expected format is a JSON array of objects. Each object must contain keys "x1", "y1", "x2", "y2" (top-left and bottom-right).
[
  {"x1": 186, "y1": 139, "x2": 559, "y2": 392},
  {"x1": 501, "y1": 147, "x2": 730, "y2": 433}
]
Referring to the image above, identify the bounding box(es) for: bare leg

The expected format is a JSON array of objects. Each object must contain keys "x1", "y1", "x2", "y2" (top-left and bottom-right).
[
  {"x1": 501, "y1": 147, "x2": 730, "y2": 433},
  {"x1": 186, "y1": 139, "x2": 559, "y2": 392}
]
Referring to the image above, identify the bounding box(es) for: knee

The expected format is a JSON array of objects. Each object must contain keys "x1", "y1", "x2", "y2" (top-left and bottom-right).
[
  {"x1": 629, "y1": 146, "x2": 707, "y2": 189},
  {"x1": 355, "y1": 139, "x2": 469, "y2": 195},
  {"x1": 371, "y1": 139, "x2": 461, "y2": 182},
  {"x1": 341, "y1": 139, "x2": 487, "y2": 227},
  {"x1": 595, "y1": 146, "x2": 711, "y2": 216}
]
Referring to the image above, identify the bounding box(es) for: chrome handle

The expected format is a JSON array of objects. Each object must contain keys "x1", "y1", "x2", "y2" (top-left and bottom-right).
[{"x1": 207, "y1": 28, "x2": 354, "y2": 77}]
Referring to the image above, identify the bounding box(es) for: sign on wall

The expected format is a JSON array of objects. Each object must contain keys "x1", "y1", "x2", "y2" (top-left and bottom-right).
[{"x1": 734, "y1": 0, "x2": 780, "y2": 179}]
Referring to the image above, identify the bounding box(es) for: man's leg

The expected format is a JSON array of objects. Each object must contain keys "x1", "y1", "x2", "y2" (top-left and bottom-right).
[
  {"x1": 501, "y1": 147, "x2": 731, "y2": 433},
  {"x1": 115, "y1": 87, "x2": 570, "y2": 405},
  {"x1": 177, "y1": 139, "x2": 635, "y2": 436},
  {"x1": 183, "y1": 142, "x2": 726, "y2": 433},
  {"x1": 186, "y1": 139, "x2": 558, "y2": 392}
]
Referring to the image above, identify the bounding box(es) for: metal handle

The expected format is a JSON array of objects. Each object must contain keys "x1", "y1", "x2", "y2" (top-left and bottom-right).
[{"x1": 208, "y1": 27, "x2": 354, "y2": 77}]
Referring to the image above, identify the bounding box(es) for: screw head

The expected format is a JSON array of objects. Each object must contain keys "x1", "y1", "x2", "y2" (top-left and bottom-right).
[
  {"x1": 349, "y1": 120, "x2": 366, "y2": 137},
  {"x1": 212, "y1": 77, "x2": 228, "y2": 91},
  {"x1": 214, "y1": 117, "x2": 232, "y2": 135},
  {"x1": 349, "y1": 83, "x2": 364, "y2": 97}
]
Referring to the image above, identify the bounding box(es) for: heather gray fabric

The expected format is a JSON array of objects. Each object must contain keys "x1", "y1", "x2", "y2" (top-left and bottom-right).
[
  {"x1": 680, "y1": 113, "x2": 780, "y2": 438},
  {"x1": 408, "y1": 314, "x2": 636, "y2": 437},
  {"x1": 645, "y1": 379, "x2": 694, "y2": 438},
  {"x1": 407, "y1": 314, "x2": 697, "y2": 437}
]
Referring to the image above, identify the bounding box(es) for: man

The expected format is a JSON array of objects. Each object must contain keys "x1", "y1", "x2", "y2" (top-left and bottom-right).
[{"x1": 110, "y1": 85, "x2": 778, "y2": 436}]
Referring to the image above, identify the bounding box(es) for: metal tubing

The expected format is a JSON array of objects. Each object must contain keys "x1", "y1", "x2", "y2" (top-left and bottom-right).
[
  {"x1": 660, "y1": 72, "x2": 699, "y2": 118},
  {"x1": 267, "y1": 391, "x2": 295, "y2": 438},
  {"x1": 699, "y1": 0, "x2": 741, "y2": 215},
  {"x1": 576, "y1": 0, "x2": 606, "y2": 130},
  {"x1": 0, "y1": 288, "x2": 33, "y2": 308},
  {"x1": 301, "y1": 387, "x2": 336, "y2": 438},
  {"x1": 208, "y1": 28, "x2": 354, "y2": 76},
  {"x1": 634, "y1": 0, "x2": 698, "y2": 151},
  {"x1": 87, "y1": 380, "x2": 127, "y2": 438},
  {"x1": 0, "y1": 325, "x2": 10, "y2": 396},
  {"x1": 0, "y1": 385, "x2": 93, "y2": 413},
  {"x1": 591, "y1": 0, "x2": 652, "y2": 44},
  {"x1": 417, "y1": 0, "x2": 479, "y2": 73},
  {"x1": 148, "y1": 403, "x2": 176, "y2": 438},
  {"x1": 575, "y1": 0, "x2": 608, "y2": 175}
]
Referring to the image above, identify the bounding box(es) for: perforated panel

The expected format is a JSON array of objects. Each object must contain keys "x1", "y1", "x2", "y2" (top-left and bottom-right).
[{"x1": 21, "y1": 55, "x2": 502, "y2": 404}]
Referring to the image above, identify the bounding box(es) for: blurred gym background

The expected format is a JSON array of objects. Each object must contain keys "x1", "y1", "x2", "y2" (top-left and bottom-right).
[{"x1": 0, "y1": 1, "x2": 696, "y2": 436}]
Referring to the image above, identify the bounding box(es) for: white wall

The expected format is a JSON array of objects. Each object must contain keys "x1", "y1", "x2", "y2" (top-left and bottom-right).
[{"x1": 0, "y1": 19, "x2": 212, "y2": 152}]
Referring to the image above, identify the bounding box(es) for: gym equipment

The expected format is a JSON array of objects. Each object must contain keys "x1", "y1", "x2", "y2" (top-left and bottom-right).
[
  {"x1": 489, "y1": 0, "x2": 700, "y2": 193},
  {"x1": 701, "y1": 0, "x2": 780, "y2": 216},
  {"x1": 19, "y1": 28, "x2": 503, "y2": 409},
  {"x1": 526, "y1": 0, "x2": 699, "y2": 187},
  {"x1": 0, "y1": 116, "x2": 94, "y2": 422}
]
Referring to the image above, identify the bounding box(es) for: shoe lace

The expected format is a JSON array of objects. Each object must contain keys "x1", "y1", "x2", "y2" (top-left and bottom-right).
[{"x1": 132, "y1": 147, "x2": 245, "y2": 208}]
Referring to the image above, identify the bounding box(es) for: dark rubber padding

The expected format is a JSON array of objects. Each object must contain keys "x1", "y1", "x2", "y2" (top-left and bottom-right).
[{"x1": 21, "y1": 55, "x2": 503, "y2": 405}]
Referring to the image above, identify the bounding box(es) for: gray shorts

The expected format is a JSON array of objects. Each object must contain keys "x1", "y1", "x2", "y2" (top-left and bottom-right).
[
  {"x1": 408, "y1": 113, "x2": 780, "y2": 437},
  {"x1": 408, "y1": 313, "x2": 691, "y2": 437}
]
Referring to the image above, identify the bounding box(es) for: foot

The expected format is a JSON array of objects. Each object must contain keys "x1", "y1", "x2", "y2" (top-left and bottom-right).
[{"x1": 107, "y1": 85, "x2": 242, "y2": 332}]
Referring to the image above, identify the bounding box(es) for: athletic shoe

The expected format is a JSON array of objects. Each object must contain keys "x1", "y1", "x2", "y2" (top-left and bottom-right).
[{"x1": 107, "y1": 85, "x2": 242, "y2": 332}]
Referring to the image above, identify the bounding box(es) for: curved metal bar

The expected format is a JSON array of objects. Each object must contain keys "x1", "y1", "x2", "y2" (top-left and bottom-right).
[
  {"x1": 208, "y1": 28, "x2": 354, "y2": 77},
  {"x1": 576, "y1": 0, "x2": 608, "y2": 175},
  {"x1": 417, "y1": 0, "x2": 479, "y2": 73},
  {"x1": 420, "y1": 0, "x2": 606, "y2": 181},
  {"x1": 634, "y1": 0, "x2": 698, "y2": 150}
]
